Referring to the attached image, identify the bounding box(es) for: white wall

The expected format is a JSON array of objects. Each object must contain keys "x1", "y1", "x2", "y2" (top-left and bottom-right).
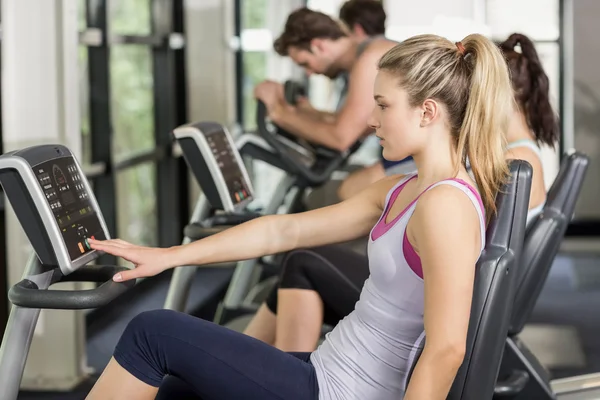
[
  {"x1": 385, "y1": 0, "x2": 489, "y2": 41},
  {"x1": 184, "y1": 0, "x2": 238, "y2": 202},
  {"x1": 2, "y1": 0, "x2": 88, "y2": 390},
  {"x1": 305, "y1": 0, "x2": 348, "y2": 110},
  {"x1": 265, "y1": 0, "x2": 305, "y2": 81},
  {"x1": 185, "y1": 0, "x2": 236, "y2": 127},
  {"x1": 572, "y1": 0, "x2": 600, "y2": 219}
]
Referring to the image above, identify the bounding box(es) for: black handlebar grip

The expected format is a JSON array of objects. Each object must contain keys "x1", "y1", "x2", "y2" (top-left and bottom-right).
[
  {"x1": 255, "y1": 101, "x2": 345, "y2": 186},
  {"x1": 8, "y1": 265, "x2": 135, "y2": 309},
  {"x1": 284, "y1": 80, "x2": 306, "y2": 105}
]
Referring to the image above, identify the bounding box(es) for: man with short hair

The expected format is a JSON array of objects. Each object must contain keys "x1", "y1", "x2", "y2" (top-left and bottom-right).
[
  {"x1": 254, "y1": 6, "x2": 394, "y2": 152},
  {"x1": 254, "y1": 5, "x2": 415, "y2": 203},
  {"x1": 339, "y1": 0, "x2": 386, "y2": 43}
]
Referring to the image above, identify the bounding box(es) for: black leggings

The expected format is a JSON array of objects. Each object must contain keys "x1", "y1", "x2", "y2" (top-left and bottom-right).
[
  {"x1": 265, "y1": 245, "x2": 369, "y2": 327},
  {"x1": 115, "y1": 310, "x2": 318, "y2": 399}
]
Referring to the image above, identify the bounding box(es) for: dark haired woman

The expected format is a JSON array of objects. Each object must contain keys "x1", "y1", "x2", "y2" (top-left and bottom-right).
[{"x1": 500, "y1": 32, "x2": 560, "y2": 224}]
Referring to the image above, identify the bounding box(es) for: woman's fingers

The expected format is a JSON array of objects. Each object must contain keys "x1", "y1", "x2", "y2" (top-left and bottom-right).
[
  {"x1": 89, "y1": 241, "x2": 135, "y2": 260},
  {"x1": 113, "y1": 266, "x2": 144, "y2": 282}
]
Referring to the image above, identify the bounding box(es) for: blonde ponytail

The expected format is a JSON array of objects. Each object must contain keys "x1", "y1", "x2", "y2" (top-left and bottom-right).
[
  {"x1": 457, "y1": 35, "x2": 513, "y2": 221},
  {"x1": 378, "y1": 34, "x2": 513, "y2": 221}
]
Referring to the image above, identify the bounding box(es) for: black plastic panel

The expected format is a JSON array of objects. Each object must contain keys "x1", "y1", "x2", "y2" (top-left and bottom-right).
[
  {"x1": 202, "y1": 129, "x2": 251, "y2": 206},
  {"x1": 179, "y1": 138, "x2": 224, "y2": 210},
  {"x1": 0, "y1": 169, "x2": 57, "y2": 266},
  {"x1": 33, "y1": 157, "x2": 107, "y2": 261},
  {"x1": 13, "y1": 144, "x2": 69, "y2": 168}
]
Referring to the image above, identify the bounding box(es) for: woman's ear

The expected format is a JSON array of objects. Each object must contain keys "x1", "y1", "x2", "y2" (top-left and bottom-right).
[{"x1": 420, "y1": 99, "x2": 439, "y2": 127}]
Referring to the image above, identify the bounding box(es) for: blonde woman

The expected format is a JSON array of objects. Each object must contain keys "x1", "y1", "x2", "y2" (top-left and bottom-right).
[{"x1": 86, "y1": 33, "x2": 513, "y2": 400}]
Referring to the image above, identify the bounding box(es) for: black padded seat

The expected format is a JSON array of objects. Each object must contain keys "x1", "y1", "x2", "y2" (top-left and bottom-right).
[
  {"x1": 494, "y1": 151, "x2": 589, "y2": 399},
  {"x1": 406, "y1": 160, "x2": 533, "y2": 400},
  {"x1": 509, "y1": 151, "x2": 589, "y2": 335}
]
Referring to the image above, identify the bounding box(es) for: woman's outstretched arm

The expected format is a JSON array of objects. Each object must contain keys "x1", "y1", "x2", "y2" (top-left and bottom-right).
[{"x1": 89, "y1": 176, "x2": 398, "y2": 282}]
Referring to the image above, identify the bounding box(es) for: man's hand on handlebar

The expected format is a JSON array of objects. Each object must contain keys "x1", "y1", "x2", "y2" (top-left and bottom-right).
[
  {"x1": 254, "y1": 80, "x2": 285, "y2": 111},
  {"x1": 88, "y1": 238, "x2": 176, "y2": 282},
  {"x1": 296, "y1": 96, "x2": 313, "y2": 110}
]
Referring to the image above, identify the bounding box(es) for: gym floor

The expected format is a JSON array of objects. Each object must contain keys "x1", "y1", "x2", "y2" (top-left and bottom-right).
[{"x1": 525, "y1": 252, "x2": 600, "y2": 379}]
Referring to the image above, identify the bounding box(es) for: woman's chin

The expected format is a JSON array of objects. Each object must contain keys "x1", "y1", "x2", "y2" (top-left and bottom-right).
[{"x1": 382, "y1": 148, "x2": 407, "y2": 162}]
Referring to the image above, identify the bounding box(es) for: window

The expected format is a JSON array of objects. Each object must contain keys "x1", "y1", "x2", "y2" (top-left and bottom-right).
[
  {"x1": 109, "y1": 1, "x2": 159, "y2": 249},
  {"x1": 243, "y1": 52, "x2": 268, "y2": 131},
  {"x1": 79, "y1": 46, "x2": 92, "y2": 165},
  {"x1": 240, "y1": 0, "x2": 272, "y2": 130},
  {"x1": 110, "y1": 45, "x2": 155, "y2": 159},
  {"x1": 244, "y1": 0, "x2": 269, "y2": 29},
  {"x1": 109, "y1": 0, "x2": 151, "y2": 36},
  {"x1": 79, "y1": 0, "x2": 188, "y2": 254},
  {"x1": 78, "y1": 1, "x2": 92, "y2": 165},
  {"x1": 78, "y1": 0, "x2": 87, "y2": 32},
  {"x1": 116, "y1": 165, "x2": 158, "y2": 250}
]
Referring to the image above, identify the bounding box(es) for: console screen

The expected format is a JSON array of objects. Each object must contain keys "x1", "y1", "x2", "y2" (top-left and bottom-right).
[
  {"x1": 205, "y1": 129, "x2": 251, "y2": 205},
  {"x1": 34, "y1": 157, "x2": 107, "y2": 261}
]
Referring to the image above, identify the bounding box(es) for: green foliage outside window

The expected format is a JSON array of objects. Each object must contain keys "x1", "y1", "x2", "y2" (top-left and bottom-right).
[
  {"x1": 243, "y1": 52, "x2": 268, "y2": 130},
  {"x1": 79, "y1": 0, "x2": 157, "y2": 247}
]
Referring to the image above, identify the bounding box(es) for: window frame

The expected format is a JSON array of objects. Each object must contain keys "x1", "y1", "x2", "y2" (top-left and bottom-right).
[{"x1": 80, "y1": 0, "x2": 189, "y2": 263}]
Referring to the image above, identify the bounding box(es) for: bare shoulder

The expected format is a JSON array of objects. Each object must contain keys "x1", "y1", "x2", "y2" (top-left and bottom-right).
[
  {"x1": 362, "y1": 38, "x2": 398, "y2": 59},
  {"x1": 505, "y1": 146, "x2": 543, "y2": 169},
  {"x1": 414, "y1": 183, "x2": 481, "y2": 231},
  {"x1": 410, "y1": 183, "x2": 483, "y2": 260},
  {"x1": 505, "y1": 145, "x2": 546, "y2": 206},
  {"x1": 353, "y1": 39, "x2": 398, "y2": 71}
]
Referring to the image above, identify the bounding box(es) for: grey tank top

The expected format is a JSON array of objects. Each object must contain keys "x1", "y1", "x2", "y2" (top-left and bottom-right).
[
  {"x1": 335, "y1": 35, "x2": 386, "y2": 110},
  {"x1": 310, "y1": 174, "x2": 486, "y2": 400}
]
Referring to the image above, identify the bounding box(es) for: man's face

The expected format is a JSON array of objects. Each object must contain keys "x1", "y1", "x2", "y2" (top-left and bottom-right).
[{"x1": 288, "y1": 42, "x2": 342, "y2": 79}]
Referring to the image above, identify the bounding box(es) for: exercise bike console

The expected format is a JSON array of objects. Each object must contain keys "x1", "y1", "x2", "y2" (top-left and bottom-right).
[
  {"x1": 173, "y1": 122, "x2": 260, "y2": 242},
  {"x1": 173, "y1": 122, "x2": 254, "y2": 213},
  {"x1": 0, "y1": 145, "x2": 110, "y2": 274}
]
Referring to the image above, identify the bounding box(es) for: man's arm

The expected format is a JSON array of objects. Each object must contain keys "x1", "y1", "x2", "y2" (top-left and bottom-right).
[
  {"x1": 295, "y1": 97, "x2": 337, "y2": 123},
  {"x1": 269, "y1": 49, "x2": 383, "y2": 152}
]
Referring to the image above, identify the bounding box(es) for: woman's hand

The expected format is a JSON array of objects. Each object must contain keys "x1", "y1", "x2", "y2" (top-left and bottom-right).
[{"x1": 88, "y1": 238, "x2": 177, "y2": 282}]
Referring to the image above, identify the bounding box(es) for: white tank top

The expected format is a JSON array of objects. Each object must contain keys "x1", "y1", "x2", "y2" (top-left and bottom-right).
[
  {"x1": 310, "y1": 174, "x2": 486, "y2": 400},
  {"x1": 506, "y1": 139, "x2": 545, "y2": 225}
]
